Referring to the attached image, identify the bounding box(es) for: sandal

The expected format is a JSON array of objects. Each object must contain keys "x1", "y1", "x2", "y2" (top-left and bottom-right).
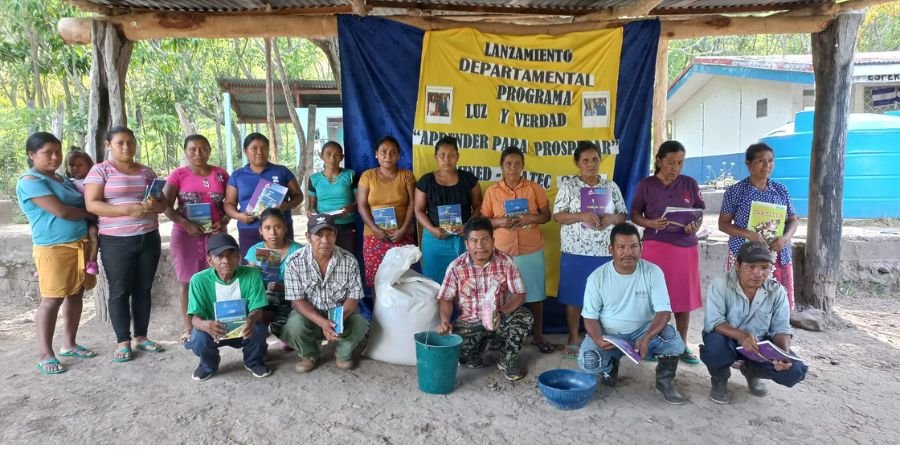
[
  {"x1": 563, "y1": 344, "x2": 580, "y2": 360},
  {"x1": 36, "y1": 358, "x2": 66, "y2": 375},
  {"x1": 58, "y1": 345, "x2": 97, "y2": 359},
  {"x1": 532, "y1": 340, "x2": 555, "y2": 354},
  {"x1": 136, "y1": 339, "x2": 164, "y2": 353},
  {"x1": 680, "y1": 349, "x2": 701, "y2": 365},
  {"x1": 112, "y1": 346, "x2": 133, "y2": 363}
]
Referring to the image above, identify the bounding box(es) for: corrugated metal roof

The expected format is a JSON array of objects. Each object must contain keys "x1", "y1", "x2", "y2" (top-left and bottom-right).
[
  {"x1": 70, "y1": 0, "x2": 833, "y2": 15},
  {"x1": 218, "y1": 77, "x2": 341, "y2": 123}
]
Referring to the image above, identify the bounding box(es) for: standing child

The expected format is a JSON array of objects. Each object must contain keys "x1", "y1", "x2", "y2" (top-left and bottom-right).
[{"x1": 65, "y1": 148, "x2": 100, "y2": 275}]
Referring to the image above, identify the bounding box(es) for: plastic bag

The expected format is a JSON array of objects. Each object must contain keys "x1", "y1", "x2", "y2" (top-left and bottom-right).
[{"x1": 365, "y1": 245, "x2": 442, "y2": 365}]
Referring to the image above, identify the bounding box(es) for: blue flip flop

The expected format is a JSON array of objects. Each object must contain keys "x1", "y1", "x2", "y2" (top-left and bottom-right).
[
  {"x1": 136, "y1": 340, "x2": 164, "y2": 353},
  {"x1": 36, "y1": 358, "x2": 66, "y2": 375},
  {"x1": 58, "y1": 345, "x2": 97, "y2": 359},
  {"x1": 112, "y1": 347, "x2": 133, "y2": 363}
]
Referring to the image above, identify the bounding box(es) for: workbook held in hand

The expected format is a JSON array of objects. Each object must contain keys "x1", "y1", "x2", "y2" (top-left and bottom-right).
[
  {"x1": 328, "y1": 305, "x2": 344, "y2": 334},
  {"x1": 184, "y1": 203, "x2": 213, "y2": 233},
  {"x1": 602, "y1": 335, "x2": 642, "y2": 364},
  {"x1": 736, "y1": 340, "x2": 804, "y2": 364},
  {"x1": 214, "y1": 298, "x2": 248, "y2": 340},
  {"x1": 245, "y1": 179, "x2": 289, "y2": 217},
  {"x1": 372, "y1": 207, "x2": 398, "y2": 231},
  {"x1": 580, "y1": 187, "x2": 610, "y2": 229},
  {"x1": 661, "y1": 207, "x2": 703, "y2": 231},
  {"x1": 747, "y1": 201, "x2": 787, "y2": 244},
  {"x1": 253, "y1": 248, "x2": 282, "y2": 284},
  {"x1": 437, "y1": 204, "x2": 463, "y2": 234},
  {"x1": 143, "y1": 179, "x2": 166, "y2": 200}
]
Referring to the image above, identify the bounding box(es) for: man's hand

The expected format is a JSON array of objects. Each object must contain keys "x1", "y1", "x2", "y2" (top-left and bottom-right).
[
  {"x1": 740, "y1": 332, "x2": 759, "y2": 354},
  {"x1": 594, "y1": 337, "x2": 616, "y2": 351},
  {"x1": 266, "y1": 282, "x2": 284, "y2": 292},
  {"x1": 435, "y1": 321, "x2": 452, "y2": 335},
  {"x1": 205, "y1": 320, "x2": 227, "y2": 342},
  {"x1": 772, "y1": 360, "x2": 793, "y2": 372},
  {"x1": 320, "y1": 319, "x2": 339, "y2": 341},
  {"x1": 634, "y1": 336, "x2": 651, "y2": 358}
]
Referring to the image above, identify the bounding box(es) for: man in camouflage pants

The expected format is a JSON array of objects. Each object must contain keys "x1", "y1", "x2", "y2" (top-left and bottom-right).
[{"x1": 436, "y1": 218, "x2": 534, "y2": 381}]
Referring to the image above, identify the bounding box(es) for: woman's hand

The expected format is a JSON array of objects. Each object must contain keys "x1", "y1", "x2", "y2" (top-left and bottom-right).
[
  {"x1": 648, "y1": 218, "x2": 668, "y2": 231},
  {"x1": 372, "y1": 227, "x2": 389, "y2": 241},
  {"x1": 428, "y1": 226, "x2": 448, "y2": 240},
  {"x1": 391, "y1": 225, "x2": 411, "y2": 242},
  {"x1": 182, "y1": 220, "x2": 205, "y2": 237},
  {"x1": 210, "y1": 218, "x2": 228, "y2": 234},
  {"x1": 238, "y1": 212, "x2": 257, "y2": 225},
  {"x1": 745, "y1": 230, "x2": 769, "y2": 244},
  {"x1": 770, "y1": 236, "x2": 791, "y2": 253},
  {"x1": 580, "y1": 212, "x2": 602, "y2": 229},
  {"x1": 267, "y1": 282, "x2": 284, "y2": 293},
  {"x1": 684, "y1": 221, "x2": 700, "y2": 235},
  {"x1": 127, "y1": 204, "x2": 149, "y2": 219}
]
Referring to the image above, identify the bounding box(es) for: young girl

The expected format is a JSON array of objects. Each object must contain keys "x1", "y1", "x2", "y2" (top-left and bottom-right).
[{"x1": 65, "y1": 148, "x2": 100, "y2": 275}]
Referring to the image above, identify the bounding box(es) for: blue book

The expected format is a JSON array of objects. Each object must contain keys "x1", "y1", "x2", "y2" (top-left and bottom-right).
[
  {"x1": 504, "y1": 198, "x2": 529, "y2": 217},
  {"x1": 372, "y1": 207, "x2": 398, "y2": 231},
  {"x1": 245, "y1": 179, "x2": 289, "y2": 216},
  {"x1": 184, "y1": 203, "x2": 213, "y2": 233},
  {"x1": 144, "y1": 178, "x2": 166, "y2": 200},
  {"x1": 329, "y1": 305, "x2": 344, "y2": 334},
  {"x1": 253, "y1": 248, "x2": 282, "y2": 285},
  {"x1": 437, "y1": 204, "x2": 463, "y2": 234},
  {"x1": 214, "y1": 298, "x2": 248, "y2": 339}
]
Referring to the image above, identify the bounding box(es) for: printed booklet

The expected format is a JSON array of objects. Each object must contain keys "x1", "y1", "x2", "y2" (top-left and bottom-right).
[
  {"x1": 245, "y1": 179, "x2": 289, "y2": 217},
  {"x1": 372, "y1": 207, "x2": 398, "y2": 231},
  {"x1": 747, "y1": 201, "x2": 787, "y2": 243},
  {"x1": 184, "y1": 203, "x2": 213, "y2": 233},
  {"x1": 253, "y1": 248, "x2": 282, "y2": 284},
  {"x1": 737, "y1": 340, "x2": 804, "y2": 364},
  {"x1": 214, "y1": 298, "x2": 248, "y2": 340},
  {"x1": 662, "y1": 207, "x2": 704, "y2": 231},
  {"x1": 602, "y1": 335, "x2": 642, "y2": 364},
  {"x1": 143, "y1": 179, "x2": 166, "y2": 200},
  {"x1": 437, "y1": 204, "x2": 463, "y2": 234},
  {"x1": 580, "y1": 187, "x2": 610, "y2": 229},
  {"x1": 329, "y1": 305, "x2": 344, "y2": 334}
]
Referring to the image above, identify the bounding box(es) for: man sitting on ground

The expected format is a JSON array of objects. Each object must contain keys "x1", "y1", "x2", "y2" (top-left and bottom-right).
[
  {"x1": 185, "y1": 233, "x2": 271, "y2": 381},
  {"x1": 578, "y1": 223, "x2": 687, "y2": 404},
  {"x1": 435, "y1": 217, "x2": 534, "y2": 381},
  {"x1": 700, "y1": 240, "x2": 808, "y2": 404},
  {"x1": 281, "y1": 214, "x2": 368, "y2": 372}
]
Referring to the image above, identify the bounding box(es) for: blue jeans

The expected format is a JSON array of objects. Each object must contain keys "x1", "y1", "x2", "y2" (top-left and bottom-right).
[
  {"x1": 579, "y1": 322, "x2": 685, "y2": 375},
  {"x1": 700, "y1": 331, "x2": 807, "y2": 387},
  {"x1": 185, "y1": 322, "x2": 269, "y2": 373}
]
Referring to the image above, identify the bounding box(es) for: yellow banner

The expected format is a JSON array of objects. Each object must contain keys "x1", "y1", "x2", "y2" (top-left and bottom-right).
[{"x1": 412, "y1": 27, "x2": 624, "y2": 296}]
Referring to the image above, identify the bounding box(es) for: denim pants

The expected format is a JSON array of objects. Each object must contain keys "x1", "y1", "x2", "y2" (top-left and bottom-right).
[
  {"x1": 278, "y1": 310, "x2": 369, "y2": 361},
  {"x1": 185, "y1": 322, "x2": 269, "y2": 372},
  {"x1": 99, "y1": 230, "x2": 161, "y2": 343},
  {"x1": 699, "y1": 331, "x2": 807, "y2": 387},
  {"x1": 578, "y1": 322, "x2": 685, "y2": 375}
]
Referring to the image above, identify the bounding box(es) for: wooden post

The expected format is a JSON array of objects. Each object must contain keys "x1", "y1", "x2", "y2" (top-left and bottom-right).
[
  {"x1": 86, "y1": 21, "x2": 133, "y2": 163},
  {"x1": 797, "y1": 12, "x2": 864, "y2": 316},
  {"x1": 652, "y1": 37, "x2": 669, "y2": 157},
  {"x1": 264, "y1": 37, "x2": 278, "y2": 162}
]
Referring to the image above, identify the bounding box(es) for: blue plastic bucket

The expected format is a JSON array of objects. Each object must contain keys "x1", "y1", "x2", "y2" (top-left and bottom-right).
[{"x1": 414, "y1": 331, "x2": 462, "y2": 395}]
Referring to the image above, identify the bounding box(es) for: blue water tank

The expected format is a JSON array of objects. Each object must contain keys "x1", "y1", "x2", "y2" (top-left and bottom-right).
[{"x1": 759, "y1": 110, "x2": 900, "y2": 218}]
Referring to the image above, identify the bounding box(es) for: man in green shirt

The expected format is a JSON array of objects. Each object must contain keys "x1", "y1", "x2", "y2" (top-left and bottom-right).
[{"x1": 186, "y1": 233, "x2": 271, "y2": 381}]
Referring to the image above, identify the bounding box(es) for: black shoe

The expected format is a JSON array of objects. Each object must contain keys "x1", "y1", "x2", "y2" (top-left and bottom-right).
[
  {"x1": 497, "y1": 355, "x2": 525, "y2": 381},
  {"x1": 709, "y1": 367, "x2": 732, "y2": 404},
  {"x1": 192, "y1": 365, "x2": 214, "y2": 382},
  {"x1": 740, "y1": 365, "x2": 769, "y2": 397},
  {"x1": 655, "y1": 357, "x2": 686, "y2": 405},
  {"x1": 460, "y1": 356, "x2": 485, "y2": 369},
  {"x1": 244, "y1": 364, "x2": 273, "y2": 378},
  {"x1": 600, "y1": 358, "x2": 619, "y2": 387}
]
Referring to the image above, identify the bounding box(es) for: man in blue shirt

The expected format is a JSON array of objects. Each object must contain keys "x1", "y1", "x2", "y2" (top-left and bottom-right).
[
  {"x1": 578, "y1": 223, "x2": 687, "y2": 405},
  {"x1": 700, "y1": 241, "x2": 808, "y2": 404}
]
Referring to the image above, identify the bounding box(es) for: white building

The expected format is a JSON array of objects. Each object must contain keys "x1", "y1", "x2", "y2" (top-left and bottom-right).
[{"x1": 666, "y1": 52, "x2": 900, "y2": 184}]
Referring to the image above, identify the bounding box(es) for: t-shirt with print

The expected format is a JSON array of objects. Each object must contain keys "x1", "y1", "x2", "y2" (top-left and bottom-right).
[
  {"x1": 16, "y1": 169, "x2": 88, "y2": 245},
  {"x1": 720, "y1": 177, "x2": 795, "y2": 265},
  {"x1": 581, "y1": 260, "x2": 671, "y2": 335},
  {"x1": 415, "y1": 170, "x2": 479, "y2": 227},
  {"x1": 187, "y1": 266, "x2": 268, "y2": 321},
  {"x1": 358, "y1": 168, "x2": 416, "y2": 236},
  {"x1": 631, "y1": 175, "x2": 706, "y2": 248},
  {"x1": 83, "y1": 160, "x2": 159, "y2": 237},
  {"x1": 167, "y1": 165, "x2": 230, "y2": 231},
  {"x1": 552, "y1": 177, "x2": 627, "y2": 256},
  {"x1": 308, "y1": 169, "x2": 357, "y2": 225},
  {"x1": 227, "y1": 163, "x2": 296, "y2": 231}
]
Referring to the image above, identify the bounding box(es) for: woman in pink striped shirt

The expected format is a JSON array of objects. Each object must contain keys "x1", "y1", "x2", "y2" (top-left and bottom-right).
[{"x1": 84, "y1": 126, "x2": 167, "y2": 363}]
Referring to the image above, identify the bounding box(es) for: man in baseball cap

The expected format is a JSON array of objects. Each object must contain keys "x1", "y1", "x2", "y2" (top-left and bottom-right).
[{"x1": 699, "y1": 241, "x2": 807, "y2": 404}]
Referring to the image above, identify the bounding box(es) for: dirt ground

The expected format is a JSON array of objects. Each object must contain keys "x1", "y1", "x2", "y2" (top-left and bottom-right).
[{"x1": 0, "y1": 289, "x2": 898, "y2": 445}]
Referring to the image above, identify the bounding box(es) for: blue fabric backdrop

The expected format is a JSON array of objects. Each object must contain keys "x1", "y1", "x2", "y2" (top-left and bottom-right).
[{"x1": 338, "y1": 16, "x2": 659, "y2": 327}]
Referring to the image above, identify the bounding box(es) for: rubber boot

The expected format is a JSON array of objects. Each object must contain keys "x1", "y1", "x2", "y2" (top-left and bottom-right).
[
  {"x1": 655, "y1": 356, "x2": 686, "y2": 405},
  {"x1": 709, "y1": 366, "x2": 732, "y2": 404},
  {"x1": 600, "y1": 357, "x2": 619, "y2": 387},
  {"x1": 740, "y1": 364, "x2": 769, "y2": 397}
]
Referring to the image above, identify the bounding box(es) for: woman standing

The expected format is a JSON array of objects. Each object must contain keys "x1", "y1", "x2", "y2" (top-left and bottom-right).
[
  {"x1": 356, "y1": 136, "x2": 417, "y2": 288},
  {"x1": 414, "y1": 136, "x2": 482, "y2": 284},
  {"x1": 481, "y1": 146, "x2": 553, "y2": 353},
  {"x1": 84, "y1": 126, "x2": 167, "y2": 362},
  {"x1": 162, "y1": 134, "x2": 230, "y2": 344},
  {"x1": 307, "y1": 141, "x2": 358, "y2": 254},
  {"x1": 17, "y1": 132, "x2": 97, "y2": 374},
  {"x1": 631, "y1": 141, "x2": 705, "y2": 364},
  {"x1": 224, "y1": 133, "x2": 303, "y2": 261},
  {"x1": 719, "y1": 143, "x2": 799, "y2": 309},
  {"x1": 552, "y1": 141, "x2": 627, "y2": 359},
  {"x1": 244, "y1": 208, "x2": 304, "y2": 342}
]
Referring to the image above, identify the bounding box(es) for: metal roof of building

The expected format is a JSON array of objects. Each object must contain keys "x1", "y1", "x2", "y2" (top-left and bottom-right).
[{"x1": 218, "y1": 77, "x2": 341, "y2": 123}]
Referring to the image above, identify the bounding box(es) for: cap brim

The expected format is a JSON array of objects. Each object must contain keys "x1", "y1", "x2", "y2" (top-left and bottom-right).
[{"x1": 208, "y1": 245, "x2": 239, "y2": 256}]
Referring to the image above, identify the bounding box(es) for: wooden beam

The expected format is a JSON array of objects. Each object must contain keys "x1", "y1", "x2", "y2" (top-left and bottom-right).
[
  {"x1": 652, "y1": 38, "x2": 668, "y2": 155},
  {"x1": 350, "y1": 0, "x2": 368, "y2": 17},
  {"x1": 837, "y1": 0, "x2": 900, "y2": 12},
  {"x1": 265, "y1": 37, "x2": 278, "y2": 161},
  {"x1": 58, "y1": 13, "x2": 835, "y2": 44},
  {"x1": 796, "y1": 11, "x2": 864, "y2": 317}
]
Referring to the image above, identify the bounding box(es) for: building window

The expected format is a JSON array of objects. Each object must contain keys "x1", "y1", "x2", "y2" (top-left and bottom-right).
[{"x1": 756, "y1": 98, "x2": 768, "y2": 118}]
